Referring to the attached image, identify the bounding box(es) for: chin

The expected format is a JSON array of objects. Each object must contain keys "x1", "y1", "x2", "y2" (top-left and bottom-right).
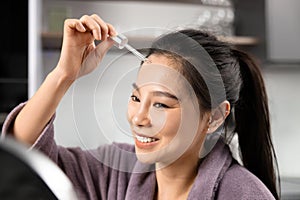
[
  {"x1": 136, "y1": 155, "x2": 157, "y2": 165},
  {"x1": 134, "y1": 146, "x2": 175, "y2": 168},
  {"x1": 135, "y1": 147, "x2": 163, "y2": 164}
]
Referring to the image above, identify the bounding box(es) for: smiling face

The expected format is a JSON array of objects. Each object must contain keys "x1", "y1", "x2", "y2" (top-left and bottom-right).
[{"x1": 127, "y1": 54, "x2": 209, "y2": 167}]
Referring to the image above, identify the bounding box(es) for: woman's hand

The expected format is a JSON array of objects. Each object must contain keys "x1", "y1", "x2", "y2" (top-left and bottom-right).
[
  {"x1": 56, "y1": 14, "x2": 116, "y2": 81},
  {"x1": 11, "y1": 14, "x2": 116, "y2": 145}
]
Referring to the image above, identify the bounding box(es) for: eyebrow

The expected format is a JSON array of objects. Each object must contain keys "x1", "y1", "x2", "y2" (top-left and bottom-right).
[{"x1": 132, "y1": 83, "x2": 178, "y2": 100}]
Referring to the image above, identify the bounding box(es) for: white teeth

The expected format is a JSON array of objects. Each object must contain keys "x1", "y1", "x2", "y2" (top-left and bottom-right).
[{"x1": 136, "y1": 135, "x2": 156, "y2": 143}]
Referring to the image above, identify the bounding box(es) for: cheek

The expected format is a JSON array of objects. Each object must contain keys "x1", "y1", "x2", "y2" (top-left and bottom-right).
[
  {"x1": 159, "y1": 110, "x2": 181, "y2": 136},
  {"x1": 147, "y1": 108, "x2": 166, "y2": 130},
  {"x1": 127, "y1": 102, "x2": 135, "y2": 123}
]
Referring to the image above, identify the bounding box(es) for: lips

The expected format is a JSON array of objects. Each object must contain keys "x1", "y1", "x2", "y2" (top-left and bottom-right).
[{"x1": 134, "y1": 133, "x2": 159, "y2": 148}]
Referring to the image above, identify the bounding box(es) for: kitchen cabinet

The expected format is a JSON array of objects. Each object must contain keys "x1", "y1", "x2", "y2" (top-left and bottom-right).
[
  {"x1": 40, "y1": 0, "x2": 258, "y2": 50},
  {"x1": 265, "y1": 0, "x2": 300, "y2": 62},
  {"x1": 41, "y1": 32, "x2": 258, "y2": 50}
]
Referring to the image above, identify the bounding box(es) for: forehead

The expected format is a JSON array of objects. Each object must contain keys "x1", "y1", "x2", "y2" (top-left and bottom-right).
[
  {"x1": 136, "y1": 55, "x2": 187, "y2": 97},
  {"x1": 146, "y1": 54, "x2": 175, "y2": 66}
]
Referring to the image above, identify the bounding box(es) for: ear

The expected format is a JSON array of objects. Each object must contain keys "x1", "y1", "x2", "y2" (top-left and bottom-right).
[{"x1": 207, "y1": 100, "x2": 230, "y2": 134}]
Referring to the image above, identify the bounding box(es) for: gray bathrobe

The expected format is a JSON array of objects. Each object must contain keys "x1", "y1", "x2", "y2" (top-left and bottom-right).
[{"x1": 2, "y1": 103, "x2": 275, "y2": 200}]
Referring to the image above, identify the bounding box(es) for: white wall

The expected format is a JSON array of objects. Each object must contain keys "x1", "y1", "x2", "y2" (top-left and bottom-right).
[{"x1": 264, "y1": 67, "x2": 300, "y2": 178}]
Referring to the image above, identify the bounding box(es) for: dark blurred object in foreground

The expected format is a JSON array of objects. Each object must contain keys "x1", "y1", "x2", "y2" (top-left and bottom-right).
[{"x1": 0, "y1": 138, "x2": 77, "y2": 200}]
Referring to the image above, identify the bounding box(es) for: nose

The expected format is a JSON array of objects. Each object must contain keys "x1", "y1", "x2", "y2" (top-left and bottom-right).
[{"x1": 132, "y1": 107, "x2": 151, "y2": 127}]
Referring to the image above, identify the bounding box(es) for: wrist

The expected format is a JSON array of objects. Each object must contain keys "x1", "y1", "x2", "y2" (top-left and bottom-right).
[{"x1": 49, "y1": 67, "x2": 75, "y2": 90}]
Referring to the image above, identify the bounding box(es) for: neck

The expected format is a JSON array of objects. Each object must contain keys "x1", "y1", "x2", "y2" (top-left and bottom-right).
[{"x1": 155, "y1": 151, "x2": 200, "y2": 200}]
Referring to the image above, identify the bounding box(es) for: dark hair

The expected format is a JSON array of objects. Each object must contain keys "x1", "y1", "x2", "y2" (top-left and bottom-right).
[{"x1": 146, "y1": 29, "x2": 280, "y2": 199}]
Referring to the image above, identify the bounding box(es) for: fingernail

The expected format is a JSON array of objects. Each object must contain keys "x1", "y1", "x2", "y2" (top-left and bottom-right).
[{"x1": 80, "y1": 24, "x2": 86, "y2": 31}]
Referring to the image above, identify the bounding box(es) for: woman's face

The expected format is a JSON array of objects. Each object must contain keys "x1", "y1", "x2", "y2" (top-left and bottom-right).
[{"x1": 127, "y1": 54, "x2": 208, "y2": 166}]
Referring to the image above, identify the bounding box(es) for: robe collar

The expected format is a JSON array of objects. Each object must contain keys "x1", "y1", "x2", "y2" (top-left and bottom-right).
[{"x1": 125, "y1": 140, "x2": 232, "y2": 200}]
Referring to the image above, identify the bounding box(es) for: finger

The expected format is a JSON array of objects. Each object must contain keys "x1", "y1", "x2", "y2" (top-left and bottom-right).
[
  {"x1": 64, "y1": 19, "x2": 86, "y2": 32},
  {"x1": 106, "y1": 23, "x2": 117, "y2": 36},
  {"x1": 80, "y1": 15, "x2": 102, "y2": 40},
  {"x1": 90, "y1": 14, "x2": 109, "y2": 40}
]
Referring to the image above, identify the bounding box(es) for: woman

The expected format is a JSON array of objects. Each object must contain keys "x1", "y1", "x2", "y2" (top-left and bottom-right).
[{"x1": 2, "y1": 14, "x2": 279, "y2": 199}]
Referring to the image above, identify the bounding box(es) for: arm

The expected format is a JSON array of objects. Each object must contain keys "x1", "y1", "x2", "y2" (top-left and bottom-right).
[{"x1": 12, "y1": 14, "x2": 116, "y2": 145}]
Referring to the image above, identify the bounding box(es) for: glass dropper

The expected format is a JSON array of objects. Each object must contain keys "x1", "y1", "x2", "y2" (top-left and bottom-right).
[{"x1": 110, "y1": 33, "x2": 148, "y2": 62}]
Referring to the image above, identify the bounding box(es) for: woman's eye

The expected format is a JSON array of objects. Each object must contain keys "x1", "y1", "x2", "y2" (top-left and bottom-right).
[
  {"x1": 131, "y1": 95, "x2": 140, "y2": 102},
  {"x1": 153, "y1": 103, "x2": 169, "y2": 109}
]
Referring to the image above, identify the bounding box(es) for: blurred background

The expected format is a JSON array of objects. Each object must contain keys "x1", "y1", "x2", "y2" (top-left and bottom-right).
[{"x1": 0, "y1": 0, "x2": 299, "y2": 199}]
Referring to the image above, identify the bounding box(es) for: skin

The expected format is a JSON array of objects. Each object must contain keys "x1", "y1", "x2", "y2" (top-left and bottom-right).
[
  {"x1": 127, "y1": 55, "x2": 230, "y2": 199},
  {"x1": 11, "y1": 14, "x2": 230, "y2": 200}
]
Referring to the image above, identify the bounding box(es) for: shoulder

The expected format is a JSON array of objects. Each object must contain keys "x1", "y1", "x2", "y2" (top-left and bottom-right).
[{"x1": 217, "y1": 163, "x2": 275, "y2": 200}]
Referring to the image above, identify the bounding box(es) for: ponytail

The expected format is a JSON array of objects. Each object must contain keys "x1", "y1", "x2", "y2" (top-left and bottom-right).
[{"x1": 232, "y1": 49, "x2": 280, "y2": 199}]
